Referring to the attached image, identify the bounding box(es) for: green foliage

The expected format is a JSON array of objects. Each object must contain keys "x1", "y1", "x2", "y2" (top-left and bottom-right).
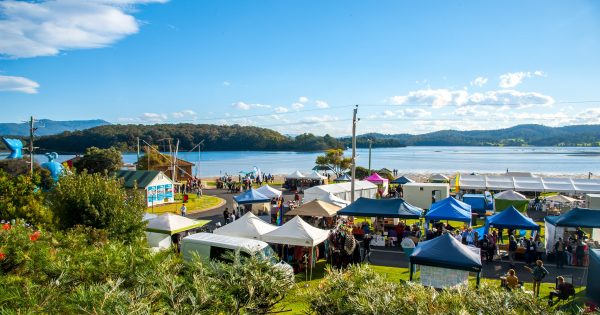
[
  {"x1": 136, "y1": 145, "x2": 171, "y2": 170},
  {"x1": 354, "y1": 166, "x2": 370, "y2": 179},
  {"x1": 48, "y1": 171, "x2": 145, "y2": 242},
  {"x1": 0, "y1": 170, "x2": 53, "y2": 227},
  {"x1": 305, "y1": 264, "x2": 575, "y2": 315},
  {"x1": 35, "y1": 123, "x2": 346, "y2": 152},
  {"x1": 315, "y1": 149, "x2": 352, "y2": 176},
  {"x1": 73, "y1": 146, "x2": 123, "y2": 174},
  {"x1": 0, "y1": 225, "x2": 295, "y2": 314}
]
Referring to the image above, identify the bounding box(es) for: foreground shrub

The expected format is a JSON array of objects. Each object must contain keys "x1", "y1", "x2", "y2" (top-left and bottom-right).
[
  {"x1": 305, "y1": 264, "x2": 581, "y2": 315},
  {"x1": 48, "y1": 171, "x2": 145, "y2": 243},
  {"x1": 0, "y1": 224, "x2": 295, "y2": 314}
]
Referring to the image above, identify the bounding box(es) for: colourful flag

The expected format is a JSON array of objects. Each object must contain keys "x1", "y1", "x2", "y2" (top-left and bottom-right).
[{"x1": 276, "y1": 199, "x2": 283, "y2": 226}]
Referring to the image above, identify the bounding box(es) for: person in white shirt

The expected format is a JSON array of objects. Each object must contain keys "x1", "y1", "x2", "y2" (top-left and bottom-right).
[
  {"x1": 180, "y1": 204, "x2": 187, "y2": 217},
  {"x1": 230, "y1": 213, "x2": 236, "y2": 222}
]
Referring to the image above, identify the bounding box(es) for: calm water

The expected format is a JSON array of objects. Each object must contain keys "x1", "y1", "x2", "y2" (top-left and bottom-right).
[{"x1": 25, "y1": 146, "x2": 600, "y2": 177}]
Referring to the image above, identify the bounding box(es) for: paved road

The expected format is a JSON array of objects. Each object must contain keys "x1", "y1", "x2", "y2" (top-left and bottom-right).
[{"x1": 191, "y1": 188, "x2": 588, "y2": 286}]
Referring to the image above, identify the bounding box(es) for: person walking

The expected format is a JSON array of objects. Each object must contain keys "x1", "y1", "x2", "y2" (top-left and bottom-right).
[
  {"x1": 180, "y1": 203, "x2": 187, "y2": 217},
  {"x1": 362, "y1": 234, "x2": 372, "y2": 262},
  {"x1": 555, "y1": 238, "x2": 565, "y2": 269},
  {"x1": 223, "y1": 208, "x2": 230, "y2": 224},
  {"x1": 535, "y1": 237, "x2": 545, "y2": 262},
  {"x1": 508, "y1": 235, "x2": 518, "y2": 267},
  {"x1": 524, "y1": 260, "x2": 549, "y2": 297}
]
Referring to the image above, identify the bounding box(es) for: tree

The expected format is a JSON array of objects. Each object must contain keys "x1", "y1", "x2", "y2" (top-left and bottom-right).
[
  {"x1": 48, "y1": 171, "x2": 145, "y2": 242},
  {"x1": 0, "y1": 170, "x2": 53, "y2": 227},
  {"x1": 73, "y1": 146, "x2": 123, "y2": 174},
  {"x1": 136, "y1": 146, "x2": 171, "y2": 170},
  {"x1": 354, "y1": 166, "x2": 369, "y2": 180},
  {"x1": 315, "y1": 149, "x2": 352, "y2": 176}
]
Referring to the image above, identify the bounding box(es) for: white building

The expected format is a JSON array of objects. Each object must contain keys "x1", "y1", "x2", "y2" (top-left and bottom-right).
[{"x1": 116, "y1": 170, "x2": 175, "y2": 207}]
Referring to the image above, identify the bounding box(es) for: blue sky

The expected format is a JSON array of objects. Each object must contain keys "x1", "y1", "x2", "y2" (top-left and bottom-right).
[{"x1": 1, "y1": 0, "x2": 599, "y2": 136}]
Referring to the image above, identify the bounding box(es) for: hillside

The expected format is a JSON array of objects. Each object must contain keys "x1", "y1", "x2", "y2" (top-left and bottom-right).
[
  {"x1": 344, "y1": 124, "x2": 600, "y2": 147},
  {"x1": 33, "y1": 124, "x2": 344, "y2": 153},
  {"x1": 0, "y1": 119, "x2": 110, "y2": 136}
]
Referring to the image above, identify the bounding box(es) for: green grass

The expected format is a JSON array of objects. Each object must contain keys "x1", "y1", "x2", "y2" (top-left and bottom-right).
[
  {"x1": 146, "y1": 193, "x2": 223, "y2": 214},
  {"x1": 282, "y1": 261, "x2": 588, "y2": 314}
]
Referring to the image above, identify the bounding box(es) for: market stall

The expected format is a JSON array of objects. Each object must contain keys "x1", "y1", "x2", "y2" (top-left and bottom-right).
[
  {"x1": 338, "y1": 197, "x2": 423, "y2": 219},
  {"x1": 365, "y1": 173, "x2": 389, "y2": 197},
  {"x1": 425, "y1": 197, "x2": 472, "y2": 224},
  {"x1": 213, "y1": 212, "x2": 277, "y2": 239},
  {"x1": 493, "y1": 190, "x2": 529, "y2": 213},
  {"x1": 145, "y1": 213, "x2": 210, "y2": 250},
  {"x1": 285, "y1": 199, "x2": 341, "y2": 217},
  {"x1": 409, "y1": 233, "x2": 482, "y2": 288},
  {"x1": 484, "y1": 205, "x2": 540, "y2": 237},
  {"x1": 255, "y1": 184, "x2": 283, "y2": 199},
  {"x1": 391, "y1": 175, "x2": 414, "y2": 185},
  {"x1": 333, "y1": 174, "x2": 352, "y2": 182},
  {"x1": 303, "y1": 181, "x2": 377, "y2": 203},
  {"x1": 544, "y1": 208, "x2": 600, "y2": 256},
  {"x1": 233, "y1": 189, "x2": 272, "y2": 220},
  {"x1": 261, "y1": 216, "x2": 330, "y2": 280}
]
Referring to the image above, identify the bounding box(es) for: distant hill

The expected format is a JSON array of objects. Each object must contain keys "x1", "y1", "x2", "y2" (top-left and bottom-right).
[
  {"x1": 0, "y1": 119, "x2": 110, "y2": 136},
  {"x1": 346, "y1": 124, "x2": 600, "y2": 147},
  {"x1": 6, "y1": 123, "x2": 599, "y2": 153},
  {"x1": 33, "y1": 124, "x2": 344, "y2": 153}
]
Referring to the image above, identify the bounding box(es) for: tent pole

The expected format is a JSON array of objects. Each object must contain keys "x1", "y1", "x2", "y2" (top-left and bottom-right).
[
  {"x1": 476, "y1": 271, "x2": 481, "y2": 289},
  {"x1": 310, "y1": 246, "x2": 314, "y2": 281},
  {"x1": 409, "y1": 263, "x2": 413, "y2": 281}
]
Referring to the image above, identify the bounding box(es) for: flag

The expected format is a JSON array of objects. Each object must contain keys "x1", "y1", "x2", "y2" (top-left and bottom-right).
[
  {"x1": 454, "y1": 172, "x2": 460, "y2": 193},
  {"x1": 276, "y1": 199, "x2": 283, "y2": 226}
]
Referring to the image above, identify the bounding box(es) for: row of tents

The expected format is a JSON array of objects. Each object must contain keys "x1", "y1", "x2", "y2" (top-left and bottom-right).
[{"x1": 455, "y1": 174, "x2": 600, "y2": 194}]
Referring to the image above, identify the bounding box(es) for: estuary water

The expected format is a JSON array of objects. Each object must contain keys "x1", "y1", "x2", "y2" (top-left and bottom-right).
[{"x1": 28, "y1": 146, "x2": 600, "y2": 177}]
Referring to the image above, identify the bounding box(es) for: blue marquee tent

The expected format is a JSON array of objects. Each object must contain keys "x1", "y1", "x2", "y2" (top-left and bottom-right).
[
  {"x1": 588, "y1": 249, "x2": 600, "y2": 304},
  {"x1": 391, "y1": 176, "x2": 414, "y2": 185},
  {"x1": 338, "y1": 197, "x2": 423, "y2": 218},
  {"x1": 333, "y1": 174, "x2": 352, "y2": 182},
  {"x1": 484, "y1": 205, "x2": 540, "y2": 235},
  {"x1": 544, "y1": 207, "x2": 600, "y2": 229},
  {"x1": 409, "y1": 233, "x2": 482, "y2": 285},
  {"x1": 425, "y1": 197, "x2": 472, "y2": 223},
  {"x1": 233, "y1": 189, "x2": 270, "y2": 205},
  {"x1": 462, "y1": 192, "x2": 493, "y2": 214}
]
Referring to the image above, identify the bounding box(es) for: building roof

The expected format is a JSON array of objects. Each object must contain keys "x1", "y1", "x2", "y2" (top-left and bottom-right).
[{"x1": 116, "y1": 170, "x2": 164, "y2": 188}]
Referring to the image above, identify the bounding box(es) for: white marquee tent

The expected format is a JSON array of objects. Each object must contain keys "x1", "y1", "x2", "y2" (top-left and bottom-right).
[
  {"x1": 286, "y1": 171, "x2": 306, "y2": 179},
  {"x1": 305, "y1": 171, "x2": 326, "y2": 180},
  {"x1": 213, "y1": 212, "x2": 277, "y2": 239},
  {"x1": 303, "y1": 180, "x2": 377, "y2": 203},
  {"x1": 255, "y1": 184, "x2": 283, "y2": 198},
  {"x1": 261, "y1": 215, "x2": 330, "y2": 247},
  {"x1": 493, "y1": 190, "x2": 528, "y2": 200},
  {"x1": 455, "y1": 174, "x2": 600, "y2": 194}
]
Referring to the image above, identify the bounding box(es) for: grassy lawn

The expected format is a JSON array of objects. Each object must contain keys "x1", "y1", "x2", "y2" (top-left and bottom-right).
[
  {"x1": 281, "y1": 261, "x2": 588, "y2": 314},
  {"x1": 146, "y1": 193, "x2": 223, "y2": 214}
]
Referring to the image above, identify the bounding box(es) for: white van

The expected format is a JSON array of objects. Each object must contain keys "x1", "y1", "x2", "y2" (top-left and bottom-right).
[{"x1": 181, "y1": 233, "x2": 294, "y2": 277}]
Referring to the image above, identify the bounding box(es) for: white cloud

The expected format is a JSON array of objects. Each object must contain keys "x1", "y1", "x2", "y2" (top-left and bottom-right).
[
  {"x1": 222, "y1": 81, "x2": 231, "y2": 86},
  {"x1": 315, "y1": 100, "x2": 329, "y2": 108},
  {"x1": 0, "y1": 75, "x2": 39, "y2": 94},
  {"x1": 141, "y1": 112, "x2": 167, "y2": 123},
  {"x1": 298, "y1": 96, "x2": 309, "y2": 103},
  {"x1": 382, "y1": 110, "x2": 395, "y2": 117},
  {"x1": 274, "y1": 106, "x2": 289, "y2": 113},
  {"x1": 232, "y1": 102, "x2": 271, "y2": 110},
  {"x1": 291, "y1": 102, "x2": 304, "y2": 110},
  {"x1": 400, "y1": 108, "x2": 432, "y2": 118},
  {"x1": 498, "y1": 71, "x2": 544, "y2": 88},
  {"x1": 0, "y1": 0, "x2": 166, "y2": 58},
  {"x1": 171, "y1": 109, "x2": 196, "y2": 119},
  {"x1": 470, "y1": 76, "x2": 488, "y2": 87},
  {"x1": 388, "y1": 88, "x2": 554, "y2": 108}
]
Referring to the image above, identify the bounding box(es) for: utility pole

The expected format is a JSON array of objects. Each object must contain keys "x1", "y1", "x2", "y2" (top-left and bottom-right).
[
  {"x1": 350, "y1": 105, "x2": 358, "y2": 202},
  {"x1": 368, "y1": 139, "x2": 373, "y2": 176},
  {"x1": 29, "y1": 116, "x2": 35, "y2": 176},
  {"x1": 136, "y1": 137, "x2": 140, "y2": 162}
]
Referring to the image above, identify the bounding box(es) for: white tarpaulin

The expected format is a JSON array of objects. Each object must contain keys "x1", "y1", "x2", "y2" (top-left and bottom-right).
[
  {"x1": 303, "y1": 180, "x2": 377, "y2": 203},
  {"x1": 494, "y1": 190, "x2": 528, "y2": 201},
  {"x1": 255, "y1": 184, "x2": 283, "y2": 198},
  {"x1": 420, "y1": 265, "x2": 469, "y2": 289},
  {"x1": 457, "y1": 174, "x2": 600, "y2": 194},
  {"x1": 261, "y1": 216, "x2": 330, "y2": 247},
  {"x1": 213, "y1": 212, "x2": 277, "y2": 239},
  {"x1": 145, "y1": 213, "x2": 209, "y2": 235}
]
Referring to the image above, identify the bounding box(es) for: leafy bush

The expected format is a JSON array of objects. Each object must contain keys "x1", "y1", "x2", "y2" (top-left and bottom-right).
[
  {"x1": 48, "y1": 171, "x2": 145, "y2": 243},
  {"x1": 73, "y1": 146, "x2": 123, "y2": 174},
  {"x1": 0, "y1": 170, "x2": 53, "y2": 227},
  {"x1": 0, "y1": 224, "x2": 295, "y2": 314},
  {"x1": 305, "y1": 264, "x2": 579, "y2": 315}
]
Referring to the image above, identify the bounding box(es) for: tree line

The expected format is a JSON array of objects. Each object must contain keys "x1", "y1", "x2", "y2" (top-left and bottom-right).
[{"x1": 32, "y1": 124, "x2": 345, "y2": 153}]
